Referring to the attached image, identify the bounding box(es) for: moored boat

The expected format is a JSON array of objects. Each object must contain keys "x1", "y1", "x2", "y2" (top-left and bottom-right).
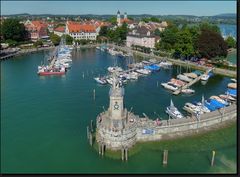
[
  {"x1": 94, "y1": 77, "x2": 107, "y2": 85},
  {"x1": 201, "y1": 74, "x2": 210, "y2": 81},
  {"x1": 181, "y1": 88, "x2": 195, "y2": 94},
  {"x1": 161, "y1": 82, "x2": 179, "y2": 91},
  {"x1": 166, "y1": 99, "x2": 183, "y2": 119}
]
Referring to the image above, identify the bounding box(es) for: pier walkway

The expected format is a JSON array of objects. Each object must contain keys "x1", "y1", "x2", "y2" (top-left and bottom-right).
[{"x1": 173, "y1": 69, "x2": 212, "y2": 95}]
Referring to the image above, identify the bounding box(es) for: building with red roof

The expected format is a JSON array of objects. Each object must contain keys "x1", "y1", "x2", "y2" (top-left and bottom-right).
[
  {"x1": 65, "y1": 21, "x2": 97, "y2": 40},
  {"x1": 24, "y1": 20, "x2": 48, "y2": 41},
  {"x1": 54, "y1": 26, "x2": 65, "y2": 37}
]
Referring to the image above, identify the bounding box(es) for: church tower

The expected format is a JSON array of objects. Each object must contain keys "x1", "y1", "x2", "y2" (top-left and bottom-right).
[
  {"x1": 117, "y1": 10, "x2": 121, "y2": 26},
  {"x1": 124, "y1": 12, "x2": 127, "y2": 20}
]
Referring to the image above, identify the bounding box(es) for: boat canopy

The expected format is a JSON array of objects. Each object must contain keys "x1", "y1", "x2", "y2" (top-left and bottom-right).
[
  {"x1": 144, "y1": 64, "x2": 160, "y2": 71},
  {"x1": 226, "y1": 89, "x2": 236, "y2": 97},
  {"x1": 204, "y1": 102, "x2": 216, "y2": 111},
  {"x1": 209, "y1": 99, "x2": 225, "y2": 109}
]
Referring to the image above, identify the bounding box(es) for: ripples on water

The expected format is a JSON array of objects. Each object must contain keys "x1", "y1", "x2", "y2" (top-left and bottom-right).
[{"x1": 1, "y1": 49, "x2": 236, "y2": 173}]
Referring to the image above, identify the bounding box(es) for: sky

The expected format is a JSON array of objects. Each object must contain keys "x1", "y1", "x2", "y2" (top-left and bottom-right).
[{"x1": 1, "y1": 1, "x2": 237, "y2": 16}]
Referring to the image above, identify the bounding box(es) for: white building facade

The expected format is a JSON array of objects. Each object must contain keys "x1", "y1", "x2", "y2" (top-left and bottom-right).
[{"x1": 65, "y1": 21, "x2": 97, "y2": 40}]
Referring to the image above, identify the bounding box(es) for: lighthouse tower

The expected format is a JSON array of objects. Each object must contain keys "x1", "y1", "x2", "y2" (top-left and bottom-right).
[
  {"x1": 96, "y1": 74, "x2": 138, "y2": 150},
  {"x1": 117, "y1": 10, "x2": 121, "y2": 26}
]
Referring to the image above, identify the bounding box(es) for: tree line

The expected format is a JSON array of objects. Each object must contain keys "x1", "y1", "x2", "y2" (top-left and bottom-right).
[{"x1": 154, "y1": 22, "x2": 236, "y2": 60}]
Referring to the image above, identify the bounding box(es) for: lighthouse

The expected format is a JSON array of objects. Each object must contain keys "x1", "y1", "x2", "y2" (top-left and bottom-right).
[{"x1": 96, "y1": 74, "x2": 138, "y2": 150}]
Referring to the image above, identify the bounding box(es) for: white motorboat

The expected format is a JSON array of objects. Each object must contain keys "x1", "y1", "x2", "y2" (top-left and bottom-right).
[
  {"x1": 219, "y1": 94, "x2": 236, "y2": 102},
  {"x1": 161, "y1": 82, "x2": 179, "y2": 91},
  {"x1": 230, "y1": 78, "x2": 237, "y2": 83},
  {"x1": 181, "y1": 88, "x2": 195, "y2": 94},
  {"x1": 136, "y1": 68, "x2": 151, "y2": 75},
  {"x1": 94, "y1": 77, "x2": 107, "y2": 85},
  {"x1": 107, "y1": 66, "x2": 123, "y2": 73},
  {"x1": 177, "y1": 74, "x2": 193, "y2": 82},
  {"x1": 201, "y1": 74, "x2": 210, "y2": 81},
  {"x1": 183, "y1": 103, "x2": 203, "y2": 115},
  {"x1": 166, "y1": 100, "x2": 183, "y2": 119},
  {"x1": 158, "y1": 61, "x2": 173, "y2": 68}
]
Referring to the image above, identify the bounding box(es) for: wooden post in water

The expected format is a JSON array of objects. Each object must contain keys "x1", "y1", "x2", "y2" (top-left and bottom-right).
[
  {"x1": 125, "y1": 148, "x2": 128, "y2": 161},
  {"x1": 91, "y1": 120, "x2": 94, "y2": 132},
  {"x1": 89, "y1": 133, "x2": 93, "y2": 146},
  {"x1": 93, "y1": 89, "x2": 96, "y2": 101},
  {"x1": 157, "y1": 81, "x2": 158, "y2": 87},
  {"x1": 211, "y1": 150, "x2": 216, "y2": 166},
  {"x1": 98, "y1": 143, "x2": 101, "y2": 155},
  {"x1": 121, "y1": 148, "x2": 124, "y2": 161},
  {"x1": 87, "y1": 126, "x2": 90, "y2": 139},
  {"x1": 101, "y1": 144, "x2": 104, "y2": 156},
  {"x1": 163, "y1": 150, "x2": 168, "y2": 166}
]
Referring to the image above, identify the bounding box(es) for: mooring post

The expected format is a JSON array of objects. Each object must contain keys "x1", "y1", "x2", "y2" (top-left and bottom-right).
[
  {"x1": 121, "y1": 148, "x2": 124, "y2": 161},
  {"x1": 93, "y1": 89, "x2": 96, "y2": 101},
  {"x1": 91, "y1": 120, "x2": 94, "y2": 132},
  {"x1": 125, "y1": 148, "x2": 128, "y2": 161},
  {"x1": 157, "y1": 81, "x2": 158, "y2": 87},
  {"x1": 211, "y1": 150, "x2": 216, "y2": 166},
  {"x1": 87, "y1": 126, "x2": 90, "y2": 139},
  {"x1": 163, "y1": 150, "x2": 168, "y2": 166},
  {"x1": 98, "y1": 143, "x2": 101, "y2": 155},
  {"x1": 89, "y1": 133, "x2": 93, "y2": 146},
  {"x1": 101, "y1": 144, "x2": 104, "y2": 156}
]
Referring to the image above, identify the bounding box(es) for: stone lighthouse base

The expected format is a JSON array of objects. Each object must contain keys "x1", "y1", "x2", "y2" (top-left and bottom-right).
[{"x1": 96, "y1": 110, "x2": 138, "y2": 151}]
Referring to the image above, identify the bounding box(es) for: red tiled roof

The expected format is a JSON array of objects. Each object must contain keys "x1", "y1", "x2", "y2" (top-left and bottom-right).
[
  {"x1": 67, "y1": 22, "x2": 96, "y2": 33},
  {"x1": 54, "y1": 26, "x2": 65, "y2": 32},
  {"x1": 120, "y1": 18, "x2": 133, "y2": 24}
]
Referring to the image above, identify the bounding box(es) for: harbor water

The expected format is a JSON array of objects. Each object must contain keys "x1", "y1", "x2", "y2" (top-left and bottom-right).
[{"x1": 1, "y1": 48, "x2": 236, "y2": 173}]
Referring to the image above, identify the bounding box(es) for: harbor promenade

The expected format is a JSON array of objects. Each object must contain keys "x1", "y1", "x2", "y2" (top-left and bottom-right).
[{"x1": 106, "y1": 44, "x2": 237, "y2": 78}]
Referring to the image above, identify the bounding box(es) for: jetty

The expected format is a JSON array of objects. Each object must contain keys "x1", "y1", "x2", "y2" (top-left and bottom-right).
[{"x1": 173, "y1": 69, "x2": 212, "y2": 95}]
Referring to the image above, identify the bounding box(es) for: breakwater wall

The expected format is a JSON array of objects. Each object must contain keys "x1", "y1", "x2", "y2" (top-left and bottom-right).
[
  {"x1": 107, "y1": 44, "x2": 236, "y2": 78},
  {"x1": 136, "y1": 104, "x2": 236, "y2": 142}
]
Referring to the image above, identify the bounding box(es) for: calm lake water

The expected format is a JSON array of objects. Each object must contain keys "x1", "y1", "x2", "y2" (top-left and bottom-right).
[
  {"x1": 218, "y1": 24, "x2": 236, "y2": 39},
  {"x1": 1, "y1": 49, "x2": 237, "y2": 173}
]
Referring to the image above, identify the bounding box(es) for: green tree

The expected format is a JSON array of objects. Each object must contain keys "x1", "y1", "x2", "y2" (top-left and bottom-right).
[
  {"x1": 5, "y1": 39, "x2": 18, "y2": 47},
  {"x1": 157, "y1": 25, "x2": 179, "y2": 51},
  {"x1": 199, "y1": 22, "x2": 221, "y2": 34},
  {"x1": 173, "y1": 28, "x2": 195, "y2": 58},
  {"x1": 150, "y1": 17, "x2": 160, "y2": 23},
  {"x1": 196, "y1": 29, "x2": 228, "y2": 59},
  {"x1": 225, "y1": 36, "x2": 236, "y2": 48},
  {"x1": 50, "y1": 33, "x2": 61, "y2": 46},
  {"x1": 1, "y1": 18, "x2": 27, "y2": 41},
  {"x1": 65, "y1": 34, "x2": 73, "y2": 45},
  {"x1": 99, "y1": 26, "x2": 109, "y2": 36},
  {"x1": 34, "y1": 39, "x2": 43, "y2": 47},
  {"x1": 108, "y1": 17, "x2": 117, "y2": 25},
  {"x1": 154, "y1": 28, "x2": 161, "y2": 36}
]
